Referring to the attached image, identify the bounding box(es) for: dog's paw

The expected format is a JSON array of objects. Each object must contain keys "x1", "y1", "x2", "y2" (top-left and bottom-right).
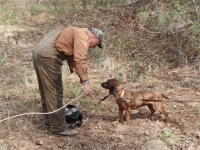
[
  {"x1": 124, "y1": 121, "x2": 130, "y2": 126},
  {"x1": 112, "y1": 119, "x2": 120, "y2": 124}
]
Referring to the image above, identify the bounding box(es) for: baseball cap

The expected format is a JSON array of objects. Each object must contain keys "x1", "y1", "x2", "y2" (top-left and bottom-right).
[{"x1": 90, "y1": 27, "x2": 104, "y2": 49}]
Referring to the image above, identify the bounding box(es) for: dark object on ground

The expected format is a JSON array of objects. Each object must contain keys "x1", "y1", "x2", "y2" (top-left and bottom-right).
[{"x1": 64, "y1": 105, "x2": 83, "y2": 129}]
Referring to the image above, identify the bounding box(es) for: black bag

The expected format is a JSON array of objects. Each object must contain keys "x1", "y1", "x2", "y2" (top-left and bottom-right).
[{"x1": 64, "y1": 105, "x2": 83, "y2": 129}]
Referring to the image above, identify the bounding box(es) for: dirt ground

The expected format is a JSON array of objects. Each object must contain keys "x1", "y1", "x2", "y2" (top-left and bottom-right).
[
  {"x1": 0, "y1": 1, "x2": 200, "y2": 150},
  {"x1": 1, "y1": 62, "x2": 200, "y2": 150}
]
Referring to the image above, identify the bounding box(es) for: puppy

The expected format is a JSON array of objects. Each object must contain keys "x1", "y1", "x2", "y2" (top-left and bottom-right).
[{"x1": 101, "y1": 79, "x2": 170, "y2": 125}]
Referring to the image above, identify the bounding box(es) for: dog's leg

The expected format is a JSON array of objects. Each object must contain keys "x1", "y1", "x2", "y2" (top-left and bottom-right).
[
  {"x1": 118, "y1": 108, "x2": 123, "y2": 123},
  {"x1": 112, "y1": 108, "x2": 123, "y2": 123},
  {"x1": 147, "y1": 104, "x2": 156, "y2": 119},
  {"x1": 125, "y1": 109, "x2": 131, "y2": 125},
  {"x1": 154, "y1": 103, "x2": 170, "y2": 123}
]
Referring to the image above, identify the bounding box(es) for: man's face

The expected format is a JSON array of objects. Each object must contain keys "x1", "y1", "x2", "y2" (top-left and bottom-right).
[{"x1": 89, "y1": 35, "x2": 100, "y2": 48}]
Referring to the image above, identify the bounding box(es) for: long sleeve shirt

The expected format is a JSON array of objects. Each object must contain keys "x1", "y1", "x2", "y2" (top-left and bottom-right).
[{"x1": 55, "y1": 27, "x2": 90, "y2": 81}]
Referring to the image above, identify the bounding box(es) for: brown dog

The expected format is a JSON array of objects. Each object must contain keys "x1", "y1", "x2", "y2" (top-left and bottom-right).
[{"x1": 101, "y1": 79, "x2": 170, "y2": 125}]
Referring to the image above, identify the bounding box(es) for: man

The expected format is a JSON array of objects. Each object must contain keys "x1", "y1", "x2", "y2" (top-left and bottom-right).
[{"x1": 32, "y1": 26, "x2": 104, "y2": 136}]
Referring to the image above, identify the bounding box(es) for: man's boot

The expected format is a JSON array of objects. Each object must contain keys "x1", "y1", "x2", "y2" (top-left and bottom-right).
[{"x1": 52, "y1": 128, "x2": 78, "y2": 136}]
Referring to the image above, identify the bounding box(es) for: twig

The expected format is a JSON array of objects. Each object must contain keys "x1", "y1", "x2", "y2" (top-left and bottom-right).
[
  {"x1": 154, "y1": 0, "x2": 160, "y2": 17},
  {"x1": 0, "y1": 93, "x2": 85, "y2": 123},
  {"x1": 169, "y1": 47, "x2": 185, "y2": 56},
  {"x1": 37, "y1": 0, "x2": 42, "y2": 7},
  {"x1": 193, "y1": 0, "x2": 199, "y2": 20}
]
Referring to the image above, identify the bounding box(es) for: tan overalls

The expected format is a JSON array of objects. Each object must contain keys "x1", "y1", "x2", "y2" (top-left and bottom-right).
[{"x1": 32, "y1": 29, "x2": 67, "y2": 132}]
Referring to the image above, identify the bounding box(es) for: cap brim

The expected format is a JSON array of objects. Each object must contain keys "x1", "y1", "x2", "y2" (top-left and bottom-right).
[
  {"x1": 98, "y1": 45, "x2": 103, "y2": 49},
  {"x1": 98, "y1": 41, "x2": 103, "y2": 49}
]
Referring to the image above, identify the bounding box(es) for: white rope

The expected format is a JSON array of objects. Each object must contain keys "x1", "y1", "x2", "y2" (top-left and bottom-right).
[{"x1": 0, "y1": 93, "x2": 85, "y2": 123}]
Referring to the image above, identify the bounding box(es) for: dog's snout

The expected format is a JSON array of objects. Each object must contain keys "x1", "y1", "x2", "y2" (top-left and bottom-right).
[
  {"x1": 101, "y1": 82, "x2": 108, "y2": 88},
  {"x1": 101, "y1": 82, "x2": 105, "y2": 87}
]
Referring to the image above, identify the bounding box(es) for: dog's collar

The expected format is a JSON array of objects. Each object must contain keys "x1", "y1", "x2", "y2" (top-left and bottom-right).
[
  {"x1": 120, "y1": 89, "x2": 125, "y2": 98},
  {"x1": 114, "y1": 87, "x2": 125, "y2": 98}
]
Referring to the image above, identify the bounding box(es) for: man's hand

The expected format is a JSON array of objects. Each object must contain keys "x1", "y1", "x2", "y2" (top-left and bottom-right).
[{"x1": 83, "y1": 82, "x2": 93, "y2": 96}]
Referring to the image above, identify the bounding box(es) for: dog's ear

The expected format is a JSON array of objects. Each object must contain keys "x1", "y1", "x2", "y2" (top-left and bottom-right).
[
  {"x1": 109, "y1": 84, "x2": 115, "y2": 94},
  {"x1": 107, "y1": 79, "x2": 119, "y2": 94}
]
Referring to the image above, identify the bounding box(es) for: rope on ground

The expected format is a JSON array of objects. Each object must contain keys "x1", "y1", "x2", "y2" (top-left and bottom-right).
[{"x1": 0, "y1": 93, "x2": 85, "y2": 123}]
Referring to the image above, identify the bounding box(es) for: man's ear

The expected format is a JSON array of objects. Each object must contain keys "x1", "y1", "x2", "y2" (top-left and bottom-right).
[{"x1": 92, "y1": 35, "x2": 97, "y2": 41}]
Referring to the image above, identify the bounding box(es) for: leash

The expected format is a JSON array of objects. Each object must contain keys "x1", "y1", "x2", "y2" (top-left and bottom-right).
[
  {"x1": 125, "y1": 97, "x2": 200, "y2": 103},
  {"x1": 100, "y1": 88, "x2": 125, "y2": 102},
  {"x1": 101, "y1": 93, "x2": 200, "y2": 103},
  {"x1": 101, "y1": 94, "x2": 110, "y2": 101},
  {"x1": 0, "y1": 93, "x2": 85, "y2": 123}
]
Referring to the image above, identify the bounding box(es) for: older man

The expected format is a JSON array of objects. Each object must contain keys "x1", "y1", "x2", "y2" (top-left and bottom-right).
[{"x1": 32, "y1": 26, "x2": 104, "y2": 136}]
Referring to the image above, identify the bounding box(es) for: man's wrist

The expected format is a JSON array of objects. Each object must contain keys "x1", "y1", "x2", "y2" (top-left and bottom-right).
[{"x1": 82, "y1": 80, "x2": 89, "y2": 84}]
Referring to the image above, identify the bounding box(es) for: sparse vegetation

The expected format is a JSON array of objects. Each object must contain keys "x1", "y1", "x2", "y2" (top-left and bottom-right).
[
  {"x1": 66, "y1": 83, "x2": 84, "y2": 97},
  {"x1": 0, "y1": 0, "x2": 200, "y2": 149}
]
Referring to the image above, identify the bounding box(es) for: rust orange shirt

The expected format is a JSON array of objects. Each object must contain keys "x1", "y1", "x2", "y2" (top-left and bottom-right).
[{"x1": 55, "y1": 27, "x2": 90, "y2": 81}]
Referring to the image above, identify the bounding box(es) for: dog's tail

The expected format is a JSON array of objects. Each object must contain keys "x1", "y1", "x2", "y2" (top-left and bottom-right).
[{"x1": 162, "y1": 93, "x2": 169, "y2": 99}]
